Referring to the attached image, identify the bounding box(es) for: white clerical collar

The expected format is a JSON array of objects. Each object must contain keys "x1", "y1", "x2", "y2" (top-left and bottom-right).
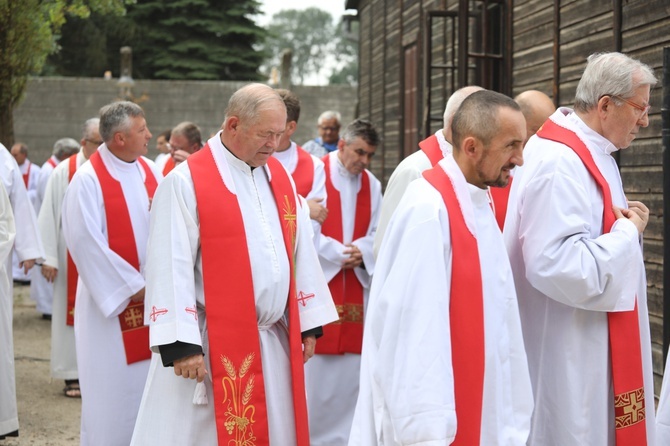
[
  {"x1": 434, "y1": 129, "x2": 453, "y2": 156},
  {"x1": 220, "y1": 140, "x2": 253, "y2": 175},
  {"x1": 439, "y1": 154, "x2": 477, "y2": 237},
  {"x1": 100, "y1": 144, "x2": 140, "y2": 174},
  {"x1": 335, "y1": 151, "x2": 357, "y2": 179},
  {"x1": 563, "y1": 108, "x2": 618, "y2": 155},
  {"x1": 272, "y1": 141, "x2": 297, "y2": 166}
]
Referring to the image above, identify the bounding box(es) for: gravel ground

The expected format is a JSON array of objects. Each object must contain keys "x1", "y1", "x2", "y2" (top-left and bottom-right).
[{"x1": 3, "y1": 283, "x2": 80, "y2": 445}]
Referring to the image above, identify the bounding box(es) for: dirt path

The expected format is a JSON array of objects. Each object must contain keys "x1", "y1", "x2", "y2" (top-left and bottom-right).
[{"x1": 4, "y1": 284, "x2": 80, "y2": 445}]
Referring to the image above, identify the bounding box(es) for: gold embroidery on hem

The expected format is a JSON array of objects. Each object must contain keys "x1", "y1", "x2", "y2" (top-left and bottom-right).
[
  {"x1": 221, "y1": 353, "x2": 257, "y2": 445},
  {"x1": 614, "y1": 387, "x2": 645, "y2": 429}
]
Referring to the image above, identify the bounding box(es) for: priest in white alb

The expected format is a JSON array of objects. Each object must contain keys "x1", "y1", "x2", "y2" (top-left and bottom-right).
[
  {"x1": 272, "y1": 89, "x2": 328, "y2": 238},
  {"x1": 39, "y1": 119, "x2": 101, "y2": 398},
  {"x1": 373, "y1": 86, "x2": 482, "y2": 258},
  {"x1": 62, "y1": 103, "x2": 160, "y2": 446},
  {"x1": 349, "y1": 90, "x2": 533, "y2": 445},
  {"x1": 130, "y1": 83, "x2": 338, "y2": 446},
  {"x1": 30, "y1": 137, "x2": 80, "y2": 319},
  {"x1": 306, "y1": 118, "x2": 382, "y2": 445},
  {"x1": 503, "y1": 52, "x2": 657, "y2": 445}
]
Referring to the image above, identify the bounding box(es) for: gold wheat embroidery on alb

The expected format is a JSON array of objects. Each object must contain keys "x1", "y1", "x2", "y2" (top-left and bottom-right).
[{"x1": 221, "y1": 353, "x2": 257, "y2": 445}]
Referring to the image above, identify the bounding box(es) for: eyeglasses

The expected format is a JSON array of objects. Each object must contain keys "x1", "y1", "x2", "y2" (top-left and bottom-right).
[
  {"x1": 319, "y1": 126, "x2": 339, "y2": 132},
  {"x1": 607, "y1": 95, "x2": 651, "y2": 116},
  {"x1": 86, "y1": 139, "x2": 103, "y2": 146}
]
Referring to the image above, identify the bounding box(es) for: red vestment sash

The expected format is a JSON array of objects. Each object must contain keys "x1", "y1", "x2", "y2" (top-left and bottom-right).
[
  {"x1": 89, "y1": 152, "x2": 156, "y2": 365},
  {"x1": 188, "y1": 144, "x2": 309, "y2": 445},
  {"x1": 419, "y1": 134, "x2": 443, "y2": 166},
  {"x1": 22, "y1": 162, "x2": 31, "y2": 188},
  {"x1": 292, "y1": 145, "x2": 315, "y2": 197},
  {"x1": 47, "y1": 157, "x2": 58, "y2": 168},
  {"x1": 537, "y1": 119, "x2": 647, "y2": 445},
  {"x1": 423, "y1": 164, "x2": 485, "y2": 446},
  {"x1": 317, "y1": 155, "x2": 370, "y2": 354},
  {"x1": 66, "y1": 154, "x2": 79, "y2": 326},
  {"x1": 162, "y1": 156, "x2": 175, "y2": 176},
  {"x1": 489, "y1": 178, "x2": 513, "y2": 230}
]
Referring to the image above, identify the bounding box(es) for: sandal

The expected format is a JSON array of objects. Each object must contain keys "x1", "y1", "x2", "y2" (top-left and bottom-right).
[{"x1": 63, "y1": 380, "x2": 81, "y2": 398}]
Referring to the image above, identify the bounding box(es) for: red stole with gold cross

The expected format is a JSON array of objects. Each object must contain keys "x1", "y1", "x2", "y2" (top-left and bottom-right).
[
  {"x1": 66, "y1": 154, "x2": 79, "y2": 326},
  {"x1": 317, "y1": 154, "x2": 370, "y2": 354},
  {"x1": 419, "y1": 134, "x2": 443, "y2": 166},
  {"x1": 188, "y1": 144, "x2": 309, "y2": 446},
  {"x1": 89, "y1": 151, "x2": 156, "y2": 365},
  {"x1": 422, "y1": 163, "x2": 485, "y2": 446},
  {"x1": 292, "y1": 145, "x2": 315, "y2": 197},
  {"x1": 537, "y1": 119, "x2": 647, "y2": 445}
]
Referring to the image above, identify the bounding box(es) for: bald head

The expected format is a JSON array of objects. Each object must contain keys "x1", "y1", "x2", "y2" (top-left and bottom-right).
[
  {"x1": 514, "y1": 90, "x2": 555, "y2": 144},
  {"x1": 443, "y1": 86, "x2": 484, "y2": 143}
]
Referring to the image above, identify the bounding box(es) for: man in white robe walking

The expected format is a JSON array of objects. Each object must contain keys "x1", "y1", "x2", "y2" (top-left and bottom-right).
[
  {"x1": 39, "y1": 119, "x2": 101, "y2": 398},
  {"x1": 503, "y1": 52, "x2": 657, "y2": 445},
  {"x1": 130, "y1": 83, "x2": 338, "y2": 445},
  {"x1": 350, "y1": 90, "x2": 533, "y2": 445},
  {"x1": 30, "y1": 137, "x2": 80, "y2": 319},
  {"x1": 62, "y1": 102, "x2": 160, "y2": 446},
  {"x1": 0, "y1": 143, "x2": 43, "y2": 441},
  {"x1": 373, "y1": 86, "x2": 482, "y2": 258},
  {"x1": 306, "y1": 119, "x2": 382, "y2": 445}
]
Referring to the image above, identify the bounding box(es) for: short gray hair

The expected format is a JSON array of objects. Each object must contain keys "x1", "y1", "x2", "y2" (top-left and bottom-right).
[
  {"x1": 99, "y1": 101, "x2": 145, "y2": 143},
  {"x1": 443, "y1": 86, "x2": 484, "y2": 129},
  {"x1": 81, "y1": 118, "x2": 100, "y2": 141},
  {"x1": 52, "y1": 138, "x2": 80, "y2": 158},
  {"x1": 224, "y1": 83, "x2": 285, "y2": 126},
  {"x1": 574, "y1": 52, "x2": 657, "y2": 112},
  {"x1": 451, "y1": 90, "x2": 521, "y2": 148},
  {"x1": 171, "y1": 121, "x2": 202, "y2": 148},
  {"x1": 341, "y1": 119, "x2": 381, "y2": 147},
  {"x1": 318, "y1": 110, "x2": 341, "y2": 126}
]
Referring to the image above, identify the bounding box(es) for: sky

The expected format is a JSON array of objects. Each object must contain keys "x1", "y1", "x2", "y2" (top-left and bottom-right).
[{"x1": 255, "y1": 1, "x2": 351, "y2": 26}]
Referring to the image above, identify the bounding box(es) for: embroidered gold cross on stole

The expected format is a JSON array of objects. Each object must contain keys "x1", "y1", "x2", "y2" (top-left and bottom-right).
[{"x1": 282, "y1": 195, "x2": 297, "y2": 250}]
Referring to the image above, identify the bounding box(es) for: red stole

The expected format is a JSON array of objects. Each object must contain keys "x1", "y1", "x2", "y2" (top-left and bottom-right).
[
  {"x1": 162, "y1": 156, "x2": 175, "y2": 176},
  {"x1": 22, "y1": 162, "x2": 31, "y2": 188},
  {"x1": 317, "y1": 154, "x2": 370, "y2": 354},
  {"x1": 537, "y1": 119, "x2": 647, "y2": 445},
  {"x1": 47, "y1": 157, "x2": 58, "y2": 168},
  {"x1": 292, "y1": 146, "x2": 314, "y2": 197},
  {"x1": 89, "y1": 151, "x2": 157, "y2": 365},
  {"x1": 489, "y1": 178, "x2": 513, "y2": 230},
  {"x1": 66, "y1": 154, "x2": 79, "y2": 326},
  {"x1": 188, "y1": 144, "x2": 309, "y2": 445},
  {"x1": 419, "y1": 134, "x2": 443, "y2": 166},
  {"x1": 423, "y1": 164, "x2": 485, "y2": 446}
]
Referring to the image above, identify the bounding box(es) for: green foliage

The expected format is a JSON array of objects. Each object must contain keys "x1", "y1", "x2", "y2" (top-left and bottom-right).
[
  {"x1": 0, "y1": 0, "x2": 129, "y2": 145},
  {"x1": 259, "y1": 7, "x2": 335, "y2": 85},
  {"x1": 44, "y1": 0, "x2": 267, "y2": 81}
]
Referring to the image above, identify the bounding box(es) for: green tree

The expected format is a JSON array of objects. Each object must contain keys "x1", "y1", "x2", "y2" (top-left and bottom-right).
[
  {"x1": 260, "y1": 8, "x2": 335, "y2": 85},
  {"x1": 328, "y1": 18, "x2": 358, "y2": 86},
  {"x1": 0, "y1": 0, "x2": 128, "y2": 146}
]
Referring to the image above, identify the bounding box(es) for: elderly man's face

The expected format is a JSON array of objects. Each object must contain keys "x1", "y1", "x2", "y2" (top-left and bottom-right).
[
  {"x1": 601, "y1": 84, "x2": 650, "y2": 150},
  {"x1": 10, "y1": 144, "x2": 26, "y2": 166},
  {"x1": 233, "y1": 103, "x2": 287, "y2": 167},
  {"x1": 318, "y1": 118, "x2": 340, "y2": 144},
  {"x1": 474, "y1": 108, "x2": 526, "y2": 188}
]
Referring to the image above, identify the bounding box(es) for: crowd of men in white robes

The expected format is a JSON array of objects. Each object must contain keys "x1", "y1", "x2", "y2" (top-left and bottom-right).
[{"x1": 4, "y1": 50, "x2": 670, "y2": 446}]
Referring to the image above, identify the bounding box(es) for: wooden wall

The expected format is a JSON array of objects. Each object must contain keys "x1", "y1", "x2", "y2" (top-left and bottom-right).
[{"x1": 353, "y1": 0, "x2": 670, "y2": 395}]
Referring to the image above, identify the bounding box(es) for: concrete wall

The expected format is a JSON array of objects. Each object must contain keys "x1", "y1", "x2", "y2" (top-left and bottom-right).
[{"x1": 12, "y1": 77, "x2": 357, "y2": 165}]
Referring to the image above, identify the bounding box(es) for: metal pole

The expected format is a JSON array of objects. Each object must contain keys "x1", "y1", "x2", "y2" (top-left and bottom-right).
[{"x1": 663, "y1": 46, "x2": 670, "y2": 362}]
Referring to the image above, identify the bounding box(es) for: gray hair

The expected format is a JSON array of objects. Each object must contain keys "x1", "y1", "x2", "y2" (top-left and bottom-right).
[
  {"x1": 318, "y1": 110, "x2": 341, "y2": 126},
  {"x1": 341, "y1": 119, "x2": 381, "y2": 147},
  {"x1": 81, "y1": 118, "x2": 100, "y2": 141},
  {"x1": 52, "y1": 138, "x2": 80, "y2": 159},
  {"x1": 443, "y1": 86, "x2": 484, "y2": 129},
  {"x1": 171, "y1": 121, "x2": 202, "y2": 148},
  {"x1": 451, "y1": 90, "x2": 521, "y2": 148},
  {"x1": 99, "y1": 101, "x2": 145, "y2": 143},
  {"x1": 574, "y1": 52, "x2": 657, "y2": 112},
  {"x1": 224, "y1": 83, "x2": 285, "y2": 126}
]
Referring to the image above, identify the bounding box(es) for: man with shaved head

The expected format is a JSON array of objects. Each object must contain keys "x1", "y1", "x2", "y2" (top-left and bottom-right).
[
  {"x1": 131, "y1": 83, "x2": 337, "y2": 446},
  {"x1": 514, "y1": 89, "x2": 556, "y2": 145}
]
